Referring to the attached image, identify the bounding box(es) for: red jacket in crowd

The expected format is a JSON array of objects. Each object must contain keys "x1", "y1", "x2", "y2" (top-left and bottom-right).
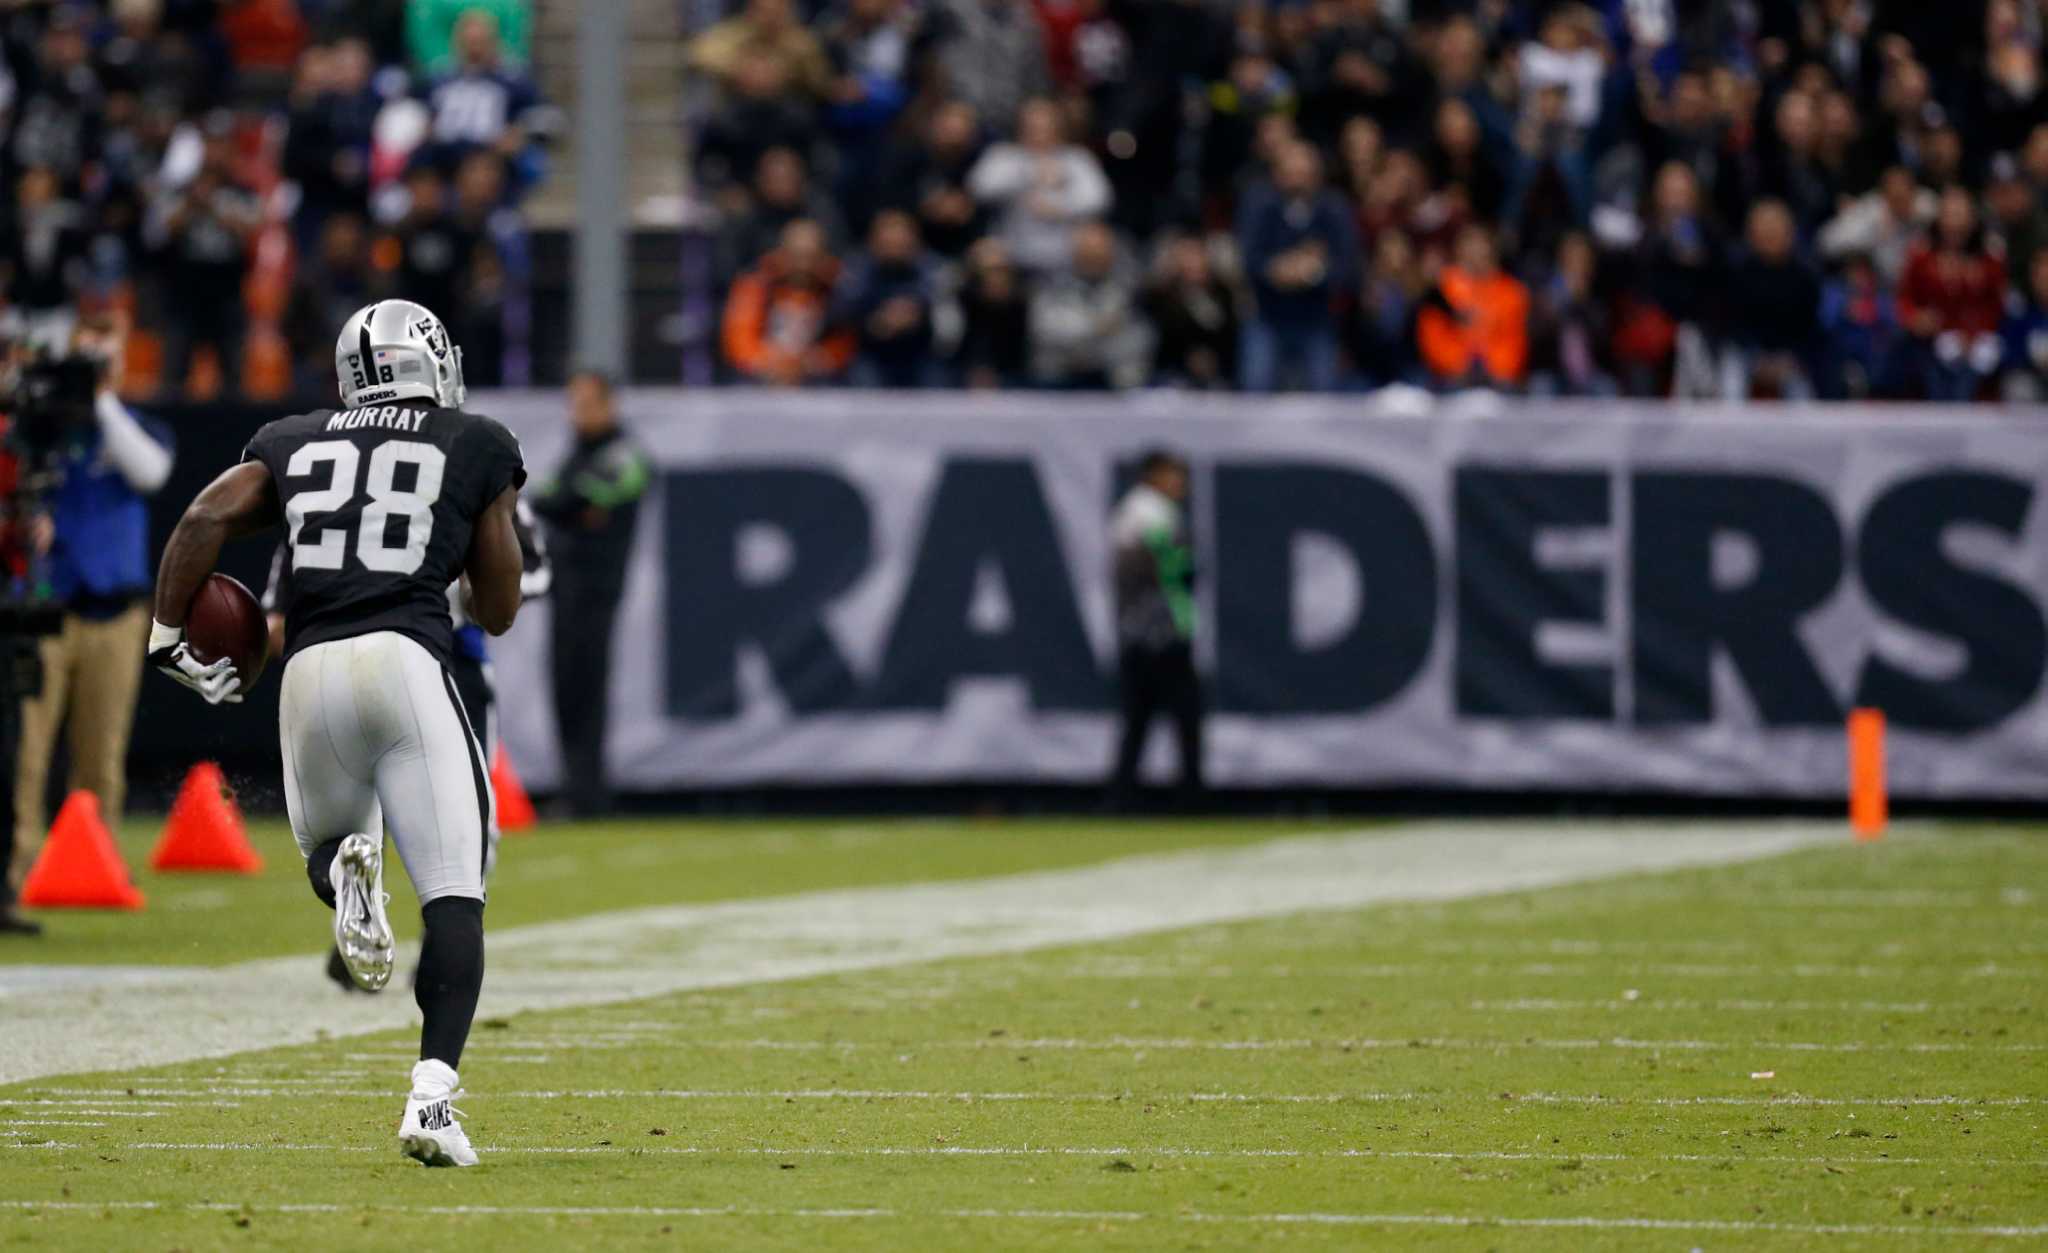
[{"x1": 1895, "y1": 245, "x2": 2005, "y2": 337}]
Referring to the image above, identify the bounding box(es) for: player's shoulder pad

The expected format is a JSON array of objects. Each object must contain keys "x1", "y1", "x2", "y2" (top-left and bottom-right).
[
  {"x1": 459, "y1": 411, "x2": 528, "y2": 488},
  {"x1": 241, "y1": 409, "x2": 332, "y2": 463}
]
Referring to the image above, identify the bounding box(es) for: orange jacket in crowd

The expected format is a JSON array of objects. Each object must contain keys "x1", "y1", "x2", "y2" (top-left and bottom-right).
[
  {"x1": 1417, "y1": 265, "x2": 1531, "y2": 386},
  {"x1": 721, "y1": 256, "x2": 855, "y2": 384}
]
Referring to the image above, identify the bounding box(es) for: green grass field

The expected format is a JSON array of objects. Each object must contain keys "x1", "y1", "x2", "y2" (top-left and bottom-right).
[{"x1": 2, "y1": 816, "x2": 2044, "y2": 1250}]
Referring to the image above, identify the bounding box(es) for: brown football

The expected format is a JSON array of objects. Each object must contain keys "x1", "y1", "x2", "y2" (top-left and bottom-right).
[{"x1": 185, "y1": 572, "x2": 269, "y2": 689}]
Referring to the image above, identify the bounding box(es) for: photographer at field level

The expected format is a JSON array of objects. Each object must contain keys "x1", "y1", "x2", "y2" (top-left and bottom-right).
[
  {"x1": 0, "y1": 394, "x2": 57, "y2": 936},
  {"x1": 8, "y1": 317, "x2": 173, "y2": 917}
]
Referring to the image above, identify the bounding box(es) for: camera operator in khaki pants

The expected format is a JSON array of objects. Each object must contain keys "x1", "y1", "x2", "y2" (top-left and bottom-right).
[{"x1": 8, "y1": 316, "x2": 173, "y2": 917}]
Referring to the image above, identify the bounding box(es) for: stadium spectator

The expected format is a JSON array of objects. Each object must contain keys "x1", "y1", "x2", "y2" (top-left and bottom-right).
[
  {"x1": 1516, "y1": 6, "x2": 1605, "y2": 134},
  {"x1": 1980, "y1": 15, "x2": 2046, "y2": 158},
  {"x1": 10, "y1": 315, "x2": 171, "y2": 905},
  {"x1": 951, "y1": 236, "x2": 1030, "y2": 388},
  {"x1": 407, "y1": 0, "x2": 532, "y2": 74},
  {"x1": 1332, "y1": 115, "x2": 1383, "y2": 216},
  {"x1": 721, "y1": 217, "x2": 854, "y2": 385},
  {"x1": 1347, "y1": 227, "x2": 1422, "y2": 387},
  {"x1": 834, "y1": 208, "x2": 941, "y2": 388},
  {"x1": 817, "y1": 0, "x2": 932, "y2": 220},
  {"x1": 1525, "y1": 231, "x2": 1610, "y2": 396},
  {"x1": 1077, "y1": 0, "x2": 1209, "y2": 242},
  {"x1": 1722, "y1": 199, "x2": 1822, "y2": 400},
  {"x1": 1986, "y1": 154, "x2": 2048, "y2": 289},
  {"x1": 96, "y1": 0, "x2": 216, "y2": 112},
  {"x1": 1819, "y1": 166, "x2": 1935, "y2": 286},
  {"x1": 876, "y1": 99, "x2": 988, "y2": 258},
  {"x1": 966, "y1": 96, "x2": 1111, "y2": 274},
  {"x1": 7, "y1": 9, "x2": 104, "y2": 182},
  {"x1": 1428, "y1": 16, "x2": 1509, "y2": 158},
  {"x1": 1428, "y1": 97, "x2": 1505, "y2": 225},
  {"x1": 2000, "y1": 248, "x2": 2048, "y2": 401},
  {"x1": 689, "y1": 0, "x2": 834, "y2": 100},
  {"x1": 1028, "y1": 220, "x2": 1149, "y2": 389},
  {"x1": 447, "y1": 151, "x2": 515, "y2": 384},
  {"x1": 1898, "y1": 187, "x2": 2008, "y2": 401},
  {"x1": 1237, "y1": 140, "x2": 1355, "y2": 392},
  {"x1": 694, "y1": 48, "x2": 820, "y2": 204},
  {"x1": 22, "y1": 0, "x2": 2048, "y2": 406},
  {"x1": 147, "y1": 122, "x2": 262, "y2": 397},
  {"x1": 1197, "y1": 47, "x2": 1296, "y2": 219},
  {"x1": 421, "y1": 9, "x2": 544, "y2": 190},
  {"x1": 386, "y1": 163, "x2": 471, "y2": 324},
  {"x1": 2, "y1": 166, "x2": 88, "y2": 350},
  {"x1": 1820, "y1": 251, "x2": 1903, "y2": 399},
  {"x1": 1502, "y1": 81, "x2": 1589, "y2": 254},
  {"x1": 1417, "y1": 223, "x2": 1530, "y2": 390},
  {"x1": 1761, "y1": 89, "x2": 1837, "y2": 236},
  {"x1": 1613, "y1": 161, "x2": 1723, "y2": 397},
  {"x1": 282, "y1": 211, "x2": 375, "y2": 400},
  {"x1": 1144, "y1": 235, "x2": 1240, "y2": 390},
  {"x1": 282, "y1": 37, "x2": 380, "y2": 238},
  {"x1": 218, "y1": 0, "x2": 310, "y2": 79},
  {"x1": 715, "y1": 145, "x2": 848, "y2": 281},
  {"x1": 932, "y1": 0, "x2": 1051, "y2": 135},
  {"x1": 1292, "y1": 0, "x2": 1425, "y2": 148}
]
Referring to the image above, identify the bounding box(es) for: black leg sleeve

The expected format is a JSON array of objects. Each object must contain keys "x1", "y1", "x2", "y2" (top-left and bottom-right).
[
  {"x1": 306, "y1": 836, "x2": 344, "y2": 909},
  {"x1": 415, "y1": 896, "x2": 486, "y2": 1070}
]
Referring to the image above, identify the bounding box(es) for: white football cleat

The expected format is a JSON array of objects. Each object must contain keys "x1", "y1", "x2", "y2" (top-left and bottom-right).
[
  {"x1": 329, "y1": 833, "x2": 394, "y2": 991},
  {"x1": 399, "y1": 1059, "x2": 478, "y2": 1167}
]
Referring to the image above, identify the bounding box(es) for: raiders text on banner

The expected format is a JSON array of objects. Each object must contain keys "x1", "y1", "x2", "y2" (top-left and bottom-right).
[{"x1": 482, "y1": 391, "x2": 2048, "y2": 799}]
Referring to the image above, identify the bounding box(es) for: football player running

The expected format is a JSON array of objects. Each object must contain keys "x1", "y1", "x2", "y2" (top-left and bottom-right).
[
  {"x1": 148, "y1": 301, "x2": 526, "y2": 1167},
  {"x1": 262, "y1": 495, "x2": 549, "y2": 993}
]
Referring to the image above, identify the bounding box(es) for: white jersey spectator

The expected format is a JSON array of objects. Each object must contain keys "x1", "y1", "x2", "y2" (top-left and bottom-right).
[{"x1": 967, "y1": 97, "x2": 1111, "y2": 274}]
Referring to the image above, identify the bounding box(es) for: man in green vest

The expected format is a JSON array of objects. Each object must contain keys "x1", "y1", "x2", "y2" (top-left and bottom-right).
[{"x1": 1108, "y1": 449, "x2": 1203, "y2": 807}]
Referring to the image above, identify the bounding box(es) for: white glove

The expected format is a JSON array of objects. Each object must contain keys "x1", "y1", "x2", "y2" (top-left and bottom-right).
[{"x1": 147, "y1": 619, "x2": 243, "y2": 705}]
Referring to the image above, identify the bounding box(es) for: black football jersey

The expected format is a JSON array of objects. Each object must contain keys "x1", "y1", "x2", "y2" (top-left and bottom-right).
[{"x1": 242, "y1": 403, "x2": 526, "y2": 664}]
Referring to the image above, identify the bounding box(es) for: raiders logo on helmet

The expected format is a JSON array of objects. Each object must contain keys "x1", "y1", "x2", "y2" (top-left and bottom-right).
[{"x1": 414, "y1": 320, "x2": 450, "y2": 361}]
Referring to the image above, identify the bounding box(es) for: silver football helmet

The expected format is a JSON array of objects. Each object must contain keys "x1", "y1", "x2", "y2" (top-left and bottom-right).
[{"x1": 334, "y1": 300, "x2": 465, "y2": 409}]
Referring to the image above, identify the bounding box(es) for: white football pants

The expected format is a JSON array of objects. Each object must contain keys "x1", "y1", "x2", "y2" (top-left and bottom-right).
[{"x1": 279, "y1": 631, "x2": 492, "y2": 904}]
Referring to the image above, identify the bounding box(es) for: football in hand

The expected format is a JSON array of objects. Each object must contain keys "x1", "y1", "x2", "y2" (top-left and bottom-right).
[{"x1": 185, "y1": 572, "x2": 269, "y2": 689}]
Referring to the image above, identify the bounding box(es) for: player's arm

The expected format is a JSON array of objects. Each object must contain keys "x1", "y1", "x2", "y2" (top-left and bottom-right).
[
  {"x1": 261, "y1": 542, "x2": 288, "y2": 660},
  {"x1": 148, "y1": 462, "x2": 281, "y2": 704},
  {"x1": 463, "y1": 485, "x2": 524, "y2": 636},
  {"x1": 514, "y1": 497, "x2": 552, "y2": 601}
]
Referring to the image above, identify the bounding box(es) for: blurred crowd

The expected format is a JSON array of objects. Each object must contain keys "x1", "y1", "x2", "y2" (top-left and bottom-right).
[
  {"x1": 11, "y1": 0, "x2": 2048, "y2": 401},
  {"x1": 0, "y1": 0, "x2": 546, "y2": 400},
  {"x1": 695, "y1": 0, "x2": 2048, "y2": 400}
]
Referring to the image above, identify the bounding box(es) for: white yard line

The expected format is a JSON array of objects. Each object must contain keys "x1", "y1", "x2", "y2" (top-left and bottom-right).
[
  {"x1": 21, "y1": 1085, "x2": 2037, "y2": 1107},
  {"x1": 1467, "y1": 998, "x2": 1955, "y2": 1013},
  {"x1": 1042, "y1": 960, "x2": 2047, "y2": 980},
  {"x1": 49, "y1": 1033, "x2": 2038, "y2": 1057},
  {"x1": 0, "y1": 822, "x2": 1851, "y2": 1086},
  {"x1": 10, "y1": 1140, "x2": 2044, "y2": 1169},
  {"x1": 0, "y1": 1198, "x2": 2041, "y2": 1238}
]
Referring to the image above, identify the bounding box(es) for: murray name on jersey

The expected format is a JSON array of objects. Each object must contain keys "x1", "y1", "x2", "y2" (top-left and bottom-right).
[
  {"x1": 244, "y1": 404, "x2": 526, "y2": 667},
  {"x1": 326, "y1": 404, "x2": 436, "y2": 433}
]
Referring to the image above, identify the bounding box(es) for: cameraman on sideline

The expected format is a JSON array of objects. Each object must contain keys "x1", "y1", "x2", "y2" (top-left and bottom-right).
[
  {"x1": 0, "y1": 376, "x2": 55, "y2": 935},
  {"x1": 7, "y1": 315, "x2": 173, "y2": 922}
]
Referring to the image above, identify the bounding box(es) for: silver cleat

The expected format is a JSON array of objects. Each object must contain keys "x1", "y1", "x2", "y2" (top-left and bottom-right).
[{"x1": 329, "y1": 833, "x2": 394, "y2": 991}]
